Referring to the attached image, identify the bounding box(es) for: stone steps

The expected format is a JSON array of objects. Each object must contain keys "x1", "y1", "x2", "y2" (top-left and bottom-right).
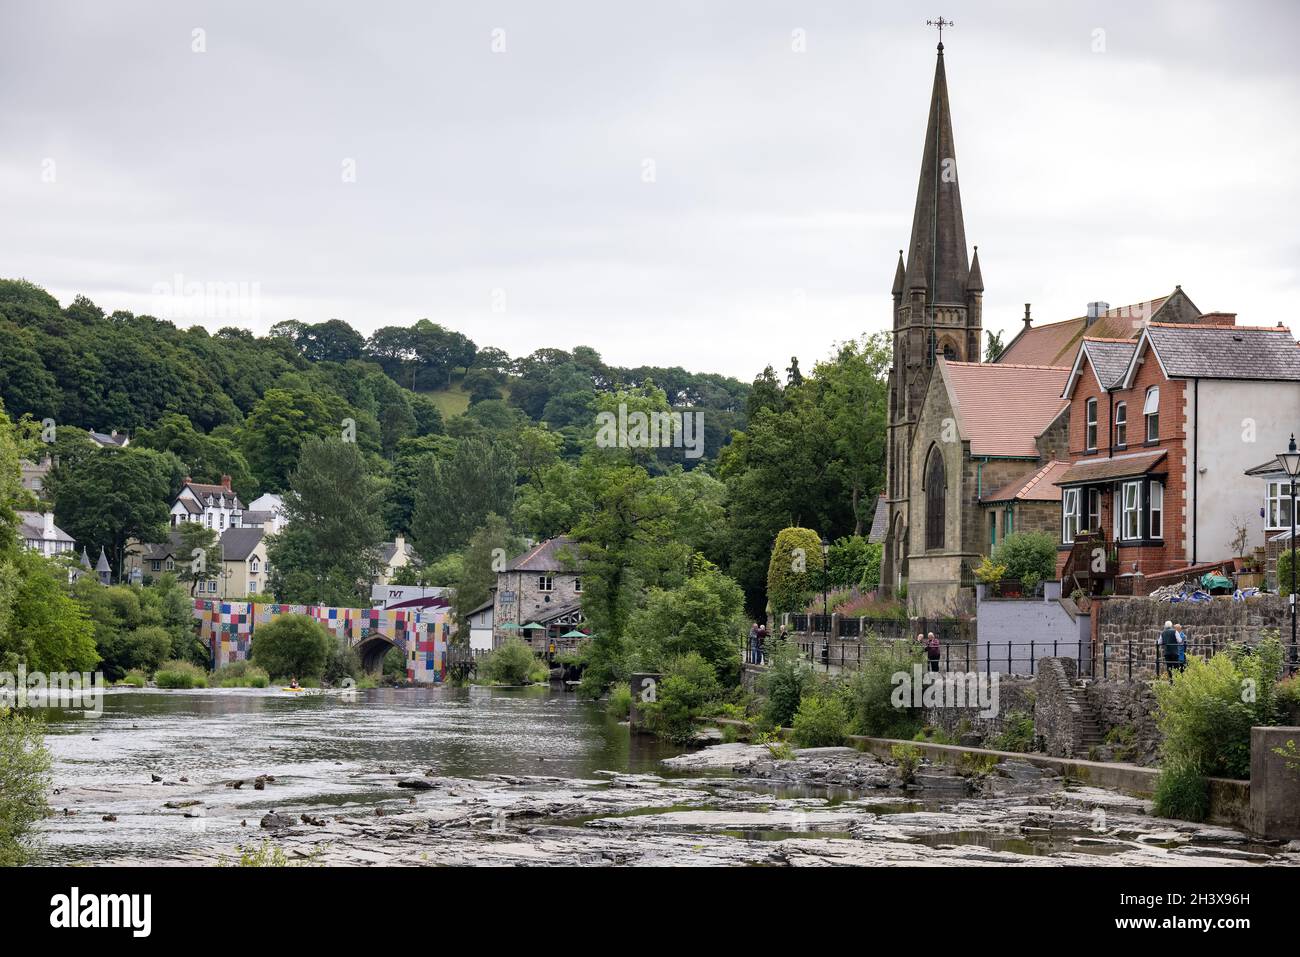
[{"x1": 1067, "y1": 681, "x2": 1106, "y2": 750}]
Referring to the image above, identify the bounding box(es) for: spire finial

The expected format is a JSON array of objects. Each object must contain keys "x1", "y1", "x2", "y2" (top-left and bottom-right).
[{"x1": 926, "y1": 16, "x2": 953, "y2": 50}]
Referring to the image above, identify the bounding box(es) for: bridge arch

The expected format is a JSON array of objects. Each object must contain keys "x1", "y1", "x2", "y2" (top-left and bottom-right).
[{"x1": 354, "y1": 634, "x2": 402, "y2": 673}]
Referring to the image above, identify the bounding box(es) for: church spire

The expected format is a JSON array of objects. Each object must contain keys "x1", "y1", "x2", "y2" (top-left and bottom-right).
[
  {"x1": 902, "y1": 40, "x2": 970, "y2": 304},
  {"x1": 891, "y1": 249, "x2": 906, "y2": 296}
]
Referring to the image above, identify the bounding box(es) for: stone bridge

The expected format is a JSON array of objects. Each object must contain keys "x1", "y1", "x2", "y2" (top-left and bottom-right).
[{"x1": 192, "y1": 600, "x2": 452, "y2": 682}]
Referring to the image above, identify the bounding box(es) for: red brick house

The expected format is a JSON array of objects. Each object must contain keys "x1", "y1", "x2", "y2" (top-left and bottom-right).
[{"x1": 1054, "y1": 319, "x2": 1300, "y2": 589}]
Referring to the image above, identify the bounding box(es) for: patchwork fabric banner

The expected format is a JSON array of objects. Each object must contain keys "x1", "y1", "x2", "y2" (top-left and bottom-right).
[{"x1": 193, "y1": 599, "x2": 450, "y2": 683}]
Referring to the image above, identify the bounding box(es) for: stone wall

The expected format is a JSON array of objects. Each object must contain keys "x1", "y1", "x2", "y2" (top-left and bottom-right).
[
  {"x1": 1095, "y1": 594, "x2": 1289, "y2": 674},
  {"x1": 921, "y1": 676, "x2": 1035, "y2": 744},
  {"x1": 1083, "y1": 679, "x2": 1161, "y2": 766},
  {"x1": 1032, "y1": 657, "x2": 1083, "y2": 758}
]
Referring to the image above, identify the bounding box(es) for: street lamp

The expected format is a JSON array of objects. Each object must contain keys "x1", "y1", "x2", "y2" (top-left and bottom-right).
[
  {"x1": 820, "y1": 535, "x2": 831, "y2": 667},
  {"x1": 1280, "y1": 434, "x2": 1300, "y2": 667}
]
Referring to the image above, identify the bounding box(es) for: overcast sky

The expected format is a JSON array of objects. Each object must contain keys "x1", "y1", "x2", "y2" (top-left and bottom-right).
[{"x1": 2, "y1": 0, "x2": 1297, "y2": 381}]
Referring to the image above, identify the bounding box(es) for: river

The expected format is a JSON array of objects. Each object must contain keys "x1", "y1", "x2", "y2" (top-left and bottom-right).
[
  {"x1": 38, "y1": 685, "x2": 681, "y2": 864},
  {"x1": 33, "y1": 686, "x2": 1299, "y2": 867}
]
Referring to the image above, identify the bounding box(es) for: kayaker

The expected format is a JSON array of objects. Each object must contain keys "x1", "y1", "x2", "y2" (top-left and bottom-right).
[{"x1": 289, "y1": 676, "x2": 300, "y2": 690}]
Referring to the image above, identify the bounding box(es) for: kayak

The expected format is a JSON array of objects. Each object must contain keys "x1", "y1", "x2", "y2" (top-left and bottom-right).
[{"x1": 281, "y1": 686, "x2": 307, "y2": 693}]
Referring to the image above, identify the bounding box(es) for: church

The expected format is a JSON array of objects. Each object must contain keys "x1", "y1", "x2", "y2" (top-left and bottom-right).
[
  {"x1": 876, "y1": 38, "x2": 1072, "y2": 615},
  {"x1": 873, "y1": 40, "x2": 1212, "y2": 616}
]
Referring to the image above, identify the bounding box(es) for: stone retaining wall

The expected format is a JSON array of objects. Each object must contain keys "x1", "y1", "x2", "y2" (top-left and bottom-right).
[
  {"x1": 1096, "y1": 595, "x2": 1288, "y2": 675},
  {"x1": 1083, "y1": 679, "x2": 1161, "y2": 765}
]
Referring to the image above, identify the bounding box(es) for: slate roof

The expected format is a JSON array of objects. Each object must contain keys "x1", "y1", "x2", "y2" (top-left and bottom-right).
[
  {"x1": 981, "y1": 461, "x2": 1071, "y2": 504},
  {"x1": 1136, "y1": 323, "x2": 1300, "y2": 382},
  {"x1": 1055, "y1": 449, "x2": 1167, "y2": 487},
  {"x1": 15, "y1": 510, "x2": 74, "y2": 543},
  {"x1": 219, "y1": 527, "x2": 265, "y2": 561},
  {"x1": 867, "y1": 494, "x2": 889, "y2": 544},
  {"x1": 379, "y1": 539, "x2": 411, "y2": 565},
  {"x1": 181, "y1": 481, "x2": 244, "y2": 510},
  {"x1": 506, "y1": 536, "x2": 579, "y2": 572},
  {"x1": 941, "y1": 361, "x2": 1070, "y2": 457},
  {"x1": 139, "y1": 529, "x2": 184, "y2": 561},
  {"x1": 242, "y1": 510, "x2": 274, "y2": 526},
  {"x1": 999, "y1": 294, "x2": 1178, "y2": 367}
]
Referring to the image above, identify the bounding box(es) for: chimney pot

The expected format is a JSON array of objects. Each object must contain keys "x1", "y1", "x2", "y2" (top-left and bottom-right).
[
  {"x1": 221, "y1": 474, "x2": 232, "y2": 491},
  {"x1": 1023, "y1": 304, "x2": 1032, "y2": 329}
]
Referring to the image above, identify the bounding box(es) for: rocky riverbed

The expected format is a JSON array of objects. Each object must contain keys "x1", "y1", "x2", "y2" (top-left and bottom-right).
[{"x1": 50, "y1": 743, "x2": 1300, "y2": 866}]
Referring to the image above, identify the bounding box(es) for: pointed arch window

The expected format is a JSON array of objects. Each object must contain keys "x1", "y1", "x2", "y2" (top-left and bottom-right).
[{"x1": 924, "y1": 448, "x2": 947, "y2": 550}]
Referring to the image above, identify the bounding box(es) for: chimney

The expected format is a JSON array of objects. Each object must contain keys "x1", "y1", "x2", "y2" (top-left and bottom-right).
[
  {"x1": 1023, "y1": 304, "x2": 1033, "y2": 330},
  {"x1": 221, "y1": 474, "x2": 232, "y2": 491},
  {"x1": 1086, "y1": 301, "x2": 1110, "y2": 327},
  {"x1": 43, "y1": 511, "x2": 54, "y2": 537},
  {"x1": 1196, "y1": 312, "x2": 1237, "y2": 326}
]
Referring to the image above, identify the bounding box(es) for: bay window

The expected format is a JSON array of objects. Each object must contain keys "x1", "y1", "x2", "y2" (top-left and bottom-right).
[
  {"x1": 1062, "y1": 488, "x2": 1080, "y2": 543},
  {"x1": 1267, "y1": 480, "x2": 1296, "y2": 531},
  {"x1": 1121, "y1": 481, "x2": 1142, "y2": 540},
  {"x1": 1149, "y1": 481, "x2": 1163, "y2": 539}
]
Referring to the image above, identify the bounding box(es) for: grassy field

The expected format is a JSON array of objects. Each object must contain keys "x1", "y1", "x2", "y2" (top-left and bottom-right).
[{"x1": 426, "y1": 383, "x2": 472, "y2": 418}]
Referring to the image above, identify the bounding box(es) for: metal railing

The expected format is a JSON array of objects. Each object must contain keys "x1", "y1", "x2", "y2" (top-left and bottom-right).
[{"x1": 750, "y1": 636, "x2": 1300, "y2": 679}]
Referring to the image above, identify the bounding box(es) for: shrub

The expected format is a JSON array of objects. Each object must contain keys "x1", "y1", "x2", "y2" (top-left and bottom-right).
[
  {"x1": 1154, "y1": 637, "x2": 1284, "y2": 780},
  {"x1": 607, "y1": 684, "x2": 632, "y2": 720},
  {"x1": 482, "y1": 638, "x2": 539, "y2": 685},
  {"x1": 759, "y1": 639, "x2": 814, "y2": 728},
  {"x1": 913, "y1": 725, "x2": 956, "y2": 745},
  {"x1": 841, "y1": 638, "x2": 926, "y2": 738},
  {"x1": 766, "y1": 527, "x2": 825, "y2": 616},
  {"x1": 212, "y1": 661, "x2": 270, "y2": 688},
  {"x1": 991, "y1": 531, "x2": 1057, "y2": 590},
  {"x1": 119, "y1": 670, "x2": 147, "y2": 688},
  {"x1": 623, "y1": 561, "x2": 747, "y2": 683},
  {"x1": 990, "y1": 710, "x2": 1035, "y2": 753},
  {"x1": 0, "y1": 708, "x2": 51, "y2": 866},
  {"x1": 249, "y1": 614, "x2": 332, "y2": 681},
  {"x1": 1277, "y1": 675, "x2": 1300, "y2": 723},
  {"x1": 890, "y1": 742, "x2": 922, "y2": 785},
  {"x1": 154, "y1": 660, "x2": 208, "y2": 689},
  {"x1": 642, "y1": 652, "x2": 721, "y2": 744},
  {"x1": 757, "y1": 729, "x2": 795, "y2": 760},
  {"x1": 1279, "y1": 549, "x2": 1296, "y2": 596},
  {"x1": 1152, "y1": 762, "x2": 1210, "y2": 822},
  {"x1": 791, "y1": 695, "x2": 849, "y2": 748},
  {"x1": 826, "y1": 536, "x2": 878, "y2": 589},
  {"x1": 323, "y1": 642, "x2": 360, "y2": 686},
  {"x1": 973, "y1": 556, "x2": 1008, "y2": 586}
]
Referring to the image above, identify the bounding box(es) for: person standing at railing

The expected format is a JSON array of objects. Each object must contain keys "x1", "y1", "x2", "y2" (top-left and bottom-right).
[
  {"x1": 925, "y1": 632, "x2": 941, "y2": 673},
  {"x1": 1160, "y1": 620, "x2": 1179, "y2": 680},
  {"x1": 747, "y1": 622, "x2": 760, "y2": 665},
  {"x1": 1175, "y1": 623, "x2": 1187, "y2": 672},
  {"x1": 757, "y1": 623, "x2": 769, "y2": 665}
]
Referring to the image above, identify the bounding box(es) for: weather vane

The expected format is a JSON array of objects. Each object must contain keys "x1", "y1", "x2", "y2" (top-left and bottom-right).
[{"x1": 926, "y1": 16, "x2": 953, "y2": 45}]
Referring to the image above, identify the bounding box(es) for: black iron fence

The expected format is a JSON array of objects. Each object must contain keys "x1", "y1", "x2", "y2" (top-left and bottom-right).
[{"x1": 756, "y1": 636, "x2": 1300, "y2": 679}]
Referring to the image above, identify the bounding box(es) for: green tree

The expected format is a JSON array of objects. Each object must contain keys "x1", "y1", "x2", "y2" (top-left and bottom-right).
[
  {"x1": 410, "y1": 436, "x2": 517, "y2": 559},
  {"x1": 985, "y1": 329, "x2": 1005, "y2": 362},
  {"x1": 0, "y1": 550, "x2": 98, "y2": 673},
  {"x1": 249, "y1": 614, "x2": 333, "y2": 680},
  {"x1": 54, "y1": 446, "x2": 179, "y2": 580},
  {"x1": 766, "y1": 527, "x2": 824, "y2": 616},
  {"x1": 624, "y1": 557, "x2": 746, "y2": 682},
  {"x1": 267, "y1": 437, "x2": 387, "y2": 605},
  {"x1": 241, "y1": 388, "x2": 347, "y2": 493},
  {"x1": 0, "y1": 708, "x2": 51, "y2": 867},
  {"x1": 174, "y1": 521, "x2": 220, "y2": 596},
  {"x1": 992, "y1": 531, "x2": 1058, "y2": 590},
  {"x1": 453, "y1": 515, "x2": 523, "y2": 641}
]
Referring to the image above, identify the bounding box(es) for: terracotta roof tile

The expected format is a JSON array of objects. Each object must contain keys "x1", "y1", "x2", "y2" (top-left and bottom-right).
[
  {"x1": 999, "y1": 296, "x2": 1168, "y2": 367},
  {"x1": 942, "y1": 361, "x2": 1070, "y2": 457},
  {"x1": 982, "y1": 460, "x2": 1071, "y2": 503}
]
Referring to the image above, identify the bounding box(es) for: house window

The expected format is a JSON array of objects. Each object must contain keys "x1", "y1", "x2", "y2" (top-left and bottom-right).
[
  {"x1": 165, "y1": 559, "x2": 175, "y2": 571},
  {"x1": 1004, "y1": 505, "x2": 1014, "y2": 536},
  {"x1": 988, "y1": 511, "x2": 997, "y2": 549},
  {"x1": 538, "y1": 576, "x2": 554, "y2": 592},
  {"x1": 1062, "y1": 488, "x2": 1080, "y2": 544},
  {"x1": 573, "y1": 577, "x2": 582, "y2": 593},
  {"x1": 1144, "y1": 387, "x2": 1160, "y2": 442},
  {"x1": 1087, "y1": 488, "x2": 1101, "y2": 532},
  {"x1": 250, "y1": 558, "x2": 259, "y2": 573},
  {"x1": 1267, "y1": 480, "x2": 1296, "y2": 530},
  {"x1": 1114, "y1": 403, "x2": 1127, "y2": 447},
  {"x1": 151, "y1": 560, "x2": 161, "y2": 572},
  {"x1": 924, "y1": 447, "x2": 946, "y2": 550},
  {"x1": 1121, "y1": 481, "x2": 1142, "y2": 540},
  {"x1": 1085, "y1": 398, "x2": 1098, "y2": 451},
  {"x1": 1149, "y1": 481, "x2": 1164, "y2": 539}
]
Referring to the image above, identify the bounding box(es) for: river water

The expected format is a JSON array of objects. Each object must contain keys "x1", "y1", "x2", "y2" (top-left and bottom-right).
[{"x1": 38, "y1": 685, "x2": 682, "y2": 864}]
